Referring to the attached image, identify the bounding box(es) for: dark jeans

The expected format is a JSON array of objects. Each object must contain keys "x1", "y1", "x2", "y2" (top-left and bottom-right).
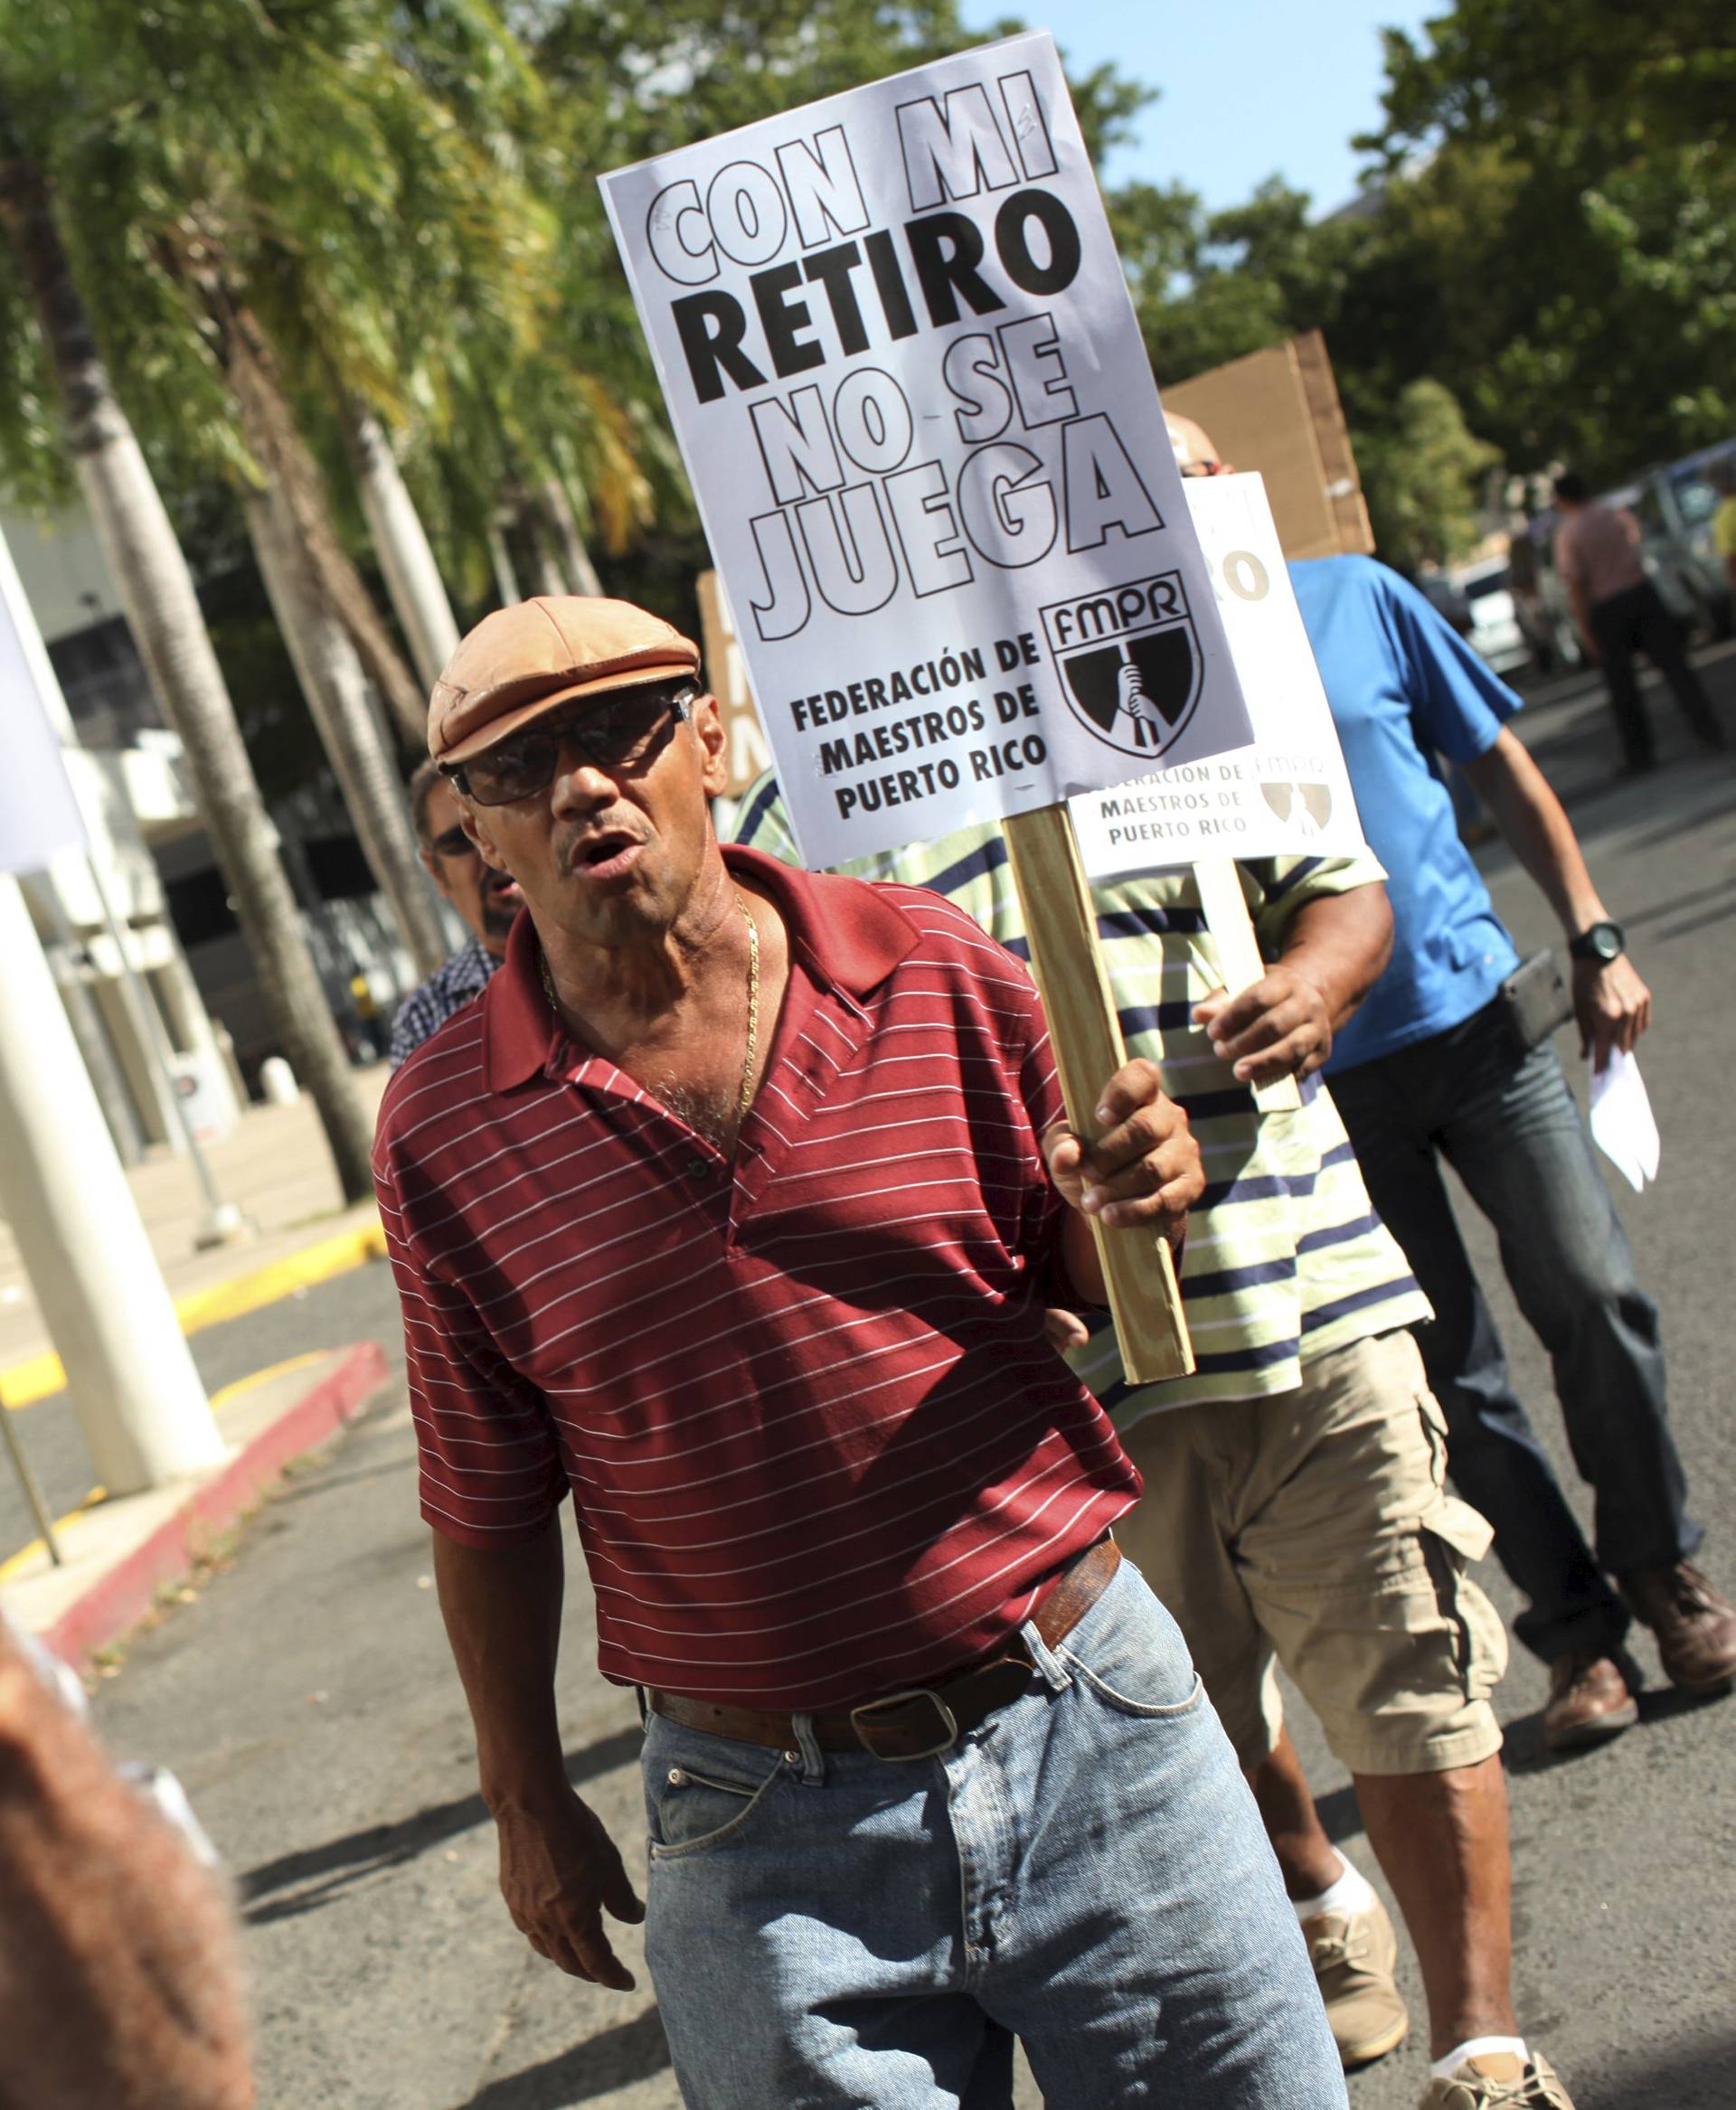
[
  {"x1": 1330, "y1": 998, "x2": 1698, "y2": 1663},
  {"x1": 1589, "y1": 580, "x2": 1724, "y2": 768}
]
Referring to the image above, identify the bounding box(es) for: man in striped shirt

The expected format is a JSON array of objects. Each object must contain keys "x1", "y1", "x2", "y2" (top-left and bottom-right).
[
  {"x1": 374, "y1": 596, "x2": 1344, "y2": 2108},
  {"x1": 731, "y1": 782, "x2": 1573, "y2": 2109}
]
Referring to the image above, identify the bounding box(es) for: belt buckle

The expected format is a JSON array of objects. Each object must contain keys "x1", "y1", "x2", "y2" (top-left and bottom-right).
[{"x1": 849, "y1": 1687, "x2": 959, "y2": 1761}]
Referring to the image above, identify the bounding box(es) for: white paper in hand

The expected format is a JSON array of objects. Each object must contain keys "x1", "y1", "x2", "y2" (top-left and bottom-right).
[{"x1": 1589, "y1": 1048, "x2": 1660, "y2": 1192}]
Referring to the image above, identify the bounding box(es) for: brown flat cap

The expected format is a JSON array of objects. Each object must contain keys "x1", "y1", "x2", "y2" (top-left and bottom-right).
[{"x1": 429, "y1": 597, "x2": 701, "y2": 764}]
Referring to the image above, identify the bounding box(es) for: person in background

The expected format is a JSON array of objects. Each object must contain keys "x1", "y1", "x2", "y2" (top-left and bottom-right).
[
  {"x1": 0, "y1": 1608, "x2": 254, "y2": 2108},
  {"x1": 387, "y1": 758, "x2": 516, "y2": 1066},
  {"x1": 1291, "y1": 551, "x2": 1736, "y2": 1760},
  {"x1": 1711, "y1": 458, "x2": 1736, "y2": 606},
  {"x1": 734, "y1": 778, "x2": 1583, "y2": 2109},
  {"x1": 1551, "y1": 470, "x2": 1724, "y2": 770}
]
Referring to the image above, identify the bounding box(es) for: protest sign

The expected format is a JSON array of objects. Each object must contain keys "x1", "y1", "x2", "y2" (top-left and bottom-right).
[
  {"x1": 1069, "y1": 473, "x2": 1367, "y2": 874},
  {"x1": 603, "y1": 32, "x2": 1221, "y2": 1377},
  {"x1": 600, "y1": 31, "x2": 1252, "y2": 873}
]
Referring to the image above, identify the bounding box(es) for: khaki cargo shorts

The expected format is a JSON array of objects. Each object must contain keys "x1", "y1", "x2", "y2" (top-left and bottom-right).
[{"x1": 1115, "y1": 1329, "x2": 1507, "y2": 1777}]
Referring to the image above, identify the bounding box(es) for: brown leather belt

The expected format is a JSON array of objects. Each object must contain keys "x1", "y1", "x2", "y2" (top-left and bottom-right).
[{"x1": 646, "y1": 1536, "x2": 1120, "y2": 1762}]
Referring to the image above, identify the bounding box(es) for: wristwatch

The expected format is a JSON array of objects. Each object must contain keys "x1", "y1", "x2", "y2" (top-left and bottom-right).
[{"x1": 1568, "y1": 918, "x2": 1626, "y2": 965}]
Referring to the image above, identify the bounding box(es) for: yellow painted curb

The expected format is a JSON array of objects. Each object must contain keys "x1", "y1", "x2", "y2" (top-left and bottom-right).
[
  {"x1": 0, "y1": 1484, "x2": 107, "y2": 1586},
  {"x1": 1, "y1": 1219, "x2": 386, "y2": 1413},
  {"x1": 0, "y1": 1351, "x2": 347, "y2": 1582}
]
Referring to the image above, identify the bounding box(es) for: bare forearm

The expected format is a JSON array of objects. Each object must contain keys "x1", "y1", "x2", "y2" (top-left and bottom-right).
[
  {"x1": 1464, "y1": 729, "x2": 1606, "y2": 937},
  {"x1": 433, "y1": 1519, "x2": 571, "y2": 1812},
  {"x1": 1278, "y1": 883, "x2": 1393, "y2": 1028},
  {"x1": 1059, "y1": 1210, "x2": 1109, "y2": 1307}
]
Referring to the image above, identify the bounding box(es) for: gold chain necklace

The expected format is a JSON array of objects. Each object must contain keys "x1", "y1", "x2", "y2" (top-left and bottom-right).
[{"x1": 539, "y1": 891, "x2": 760, "y2": 1130}]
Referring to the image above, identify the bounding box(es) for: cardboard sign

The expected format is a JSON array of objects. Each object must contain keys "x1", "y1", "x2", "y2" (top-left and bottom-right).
[
  {"x1": 695, "y1": 570, "x2": 773, "y2": 796},
  {"x1": 1164, "y1": 332, "x2": 1373, "y2": 561},
  {"x1": 1069, "y1": 474, "x2": 1365, "y2": 873},
  {"x1": 601, "y1": 33, "x2": 1251, "y2": 868}
]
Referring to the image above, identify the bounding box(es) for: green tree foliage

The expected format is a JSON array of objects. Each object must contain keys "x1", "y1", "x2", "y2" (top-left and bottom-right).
[
  {"x1": 1354, "y1": 378, "x2": 1499, "y2": 571},
  {"x1": 1122, "y1": 0, "x2": 1731, "y2": 568},
  {"x1": 1373, "y1": 1, "x2": 1733, "y2": 159},
  {"x1": 12, "y1": 0, "x2": 1721, "y2": 615},
  {"x1": 1361, "y1": 1, "x2": 1736, "y2": 479}
]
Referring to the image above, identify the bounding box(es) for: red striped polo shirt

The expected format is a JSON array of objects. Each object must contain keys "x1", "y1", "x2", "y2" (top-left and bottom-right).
[{"x1": 373, "y1": 845, "x2": 1138, "y2": 1710}]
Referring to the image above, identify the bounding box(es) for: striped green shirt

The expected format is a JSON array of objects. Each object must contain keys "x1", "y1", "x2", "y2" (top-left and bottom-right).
[{"x1": 729, "y1": 776, "x2": 1429, "y2": 1429}]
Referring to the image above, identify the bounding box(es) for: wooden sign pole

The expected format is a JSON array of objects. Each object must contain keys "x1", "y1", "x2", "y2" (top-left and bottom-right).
[
  {"x1": 1189, "y1": 859, "x2": 1301, "y2": 1115},
  {"x1": 1003, "y1": 805, "x2": 1194, "y2": 1382}
]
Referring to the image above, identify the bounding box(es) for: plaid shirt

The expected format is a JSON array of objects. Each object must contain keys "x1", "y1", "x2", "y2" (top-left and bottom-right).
[{"x1": 386, "y1": 934, "x2": 500, "y2": 1068}]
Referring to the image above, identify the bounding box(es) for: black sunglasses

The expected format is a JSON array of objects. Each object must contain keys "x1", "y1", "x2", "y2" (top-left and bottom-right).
[{"x1": 445, "y1": 683, "x2": 697, "y2": 807}]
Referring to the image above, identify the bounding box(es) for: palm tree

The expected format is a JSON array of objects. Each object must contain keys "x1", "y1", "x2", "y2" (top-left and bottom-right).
[
  {"x1": 342, "y1": 403, "x2": 458, "y2": 690},
  {"x1": 0, "y1": 1, "x2": 457, "y2": 975},
  {"x1": 171, "y1": 252, "x2": 448, "y2": 975},
  {"x1": 0, "y1": 141, "x2": 376, "y2": 1202}
]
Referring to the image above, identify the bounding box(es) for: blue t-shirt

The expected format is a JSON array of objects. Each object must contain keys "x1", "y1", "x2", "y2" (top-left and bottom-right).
[{"x1": 1289, "y1": 555, "x2": 1522, "y2": 1070}]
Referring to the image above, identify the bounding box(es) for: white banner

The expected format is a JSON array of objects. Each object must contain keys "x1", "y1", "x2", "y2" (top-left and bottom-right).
[
  {"x1": 1070, "y1": 475, "x2": 1366, "y2": 873},
  {"x1": 0, "y1": 525, "x2": 86, "y2": 876},
  {"x1": 600, "y1": 32, "x2": 1252, "y2": 868}
]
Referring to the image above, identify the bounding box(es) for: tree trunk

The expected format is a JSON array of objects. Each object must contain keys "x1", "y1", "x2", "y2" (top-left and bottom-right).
[
  {"x1": 246, "y1": 490, "x2": 448, "y2": 980},
  {"x1": 0, "y1": 153, "x2": 376, "y2": 1202},
  {"x1": 539, "y1": 474, "x2": 604, "y2": 597},
  {"x1": 183, "y1": 276, "x2": 446, "y2": 975},
  {"x1": 180, "y1": 258, "x2": 428, "y2": 743},
  {"x1": 505, "y1": 482, "x2": 570, "y2": 598},
  {"x1": 486, "y1": 516, "x2": 523, "y2": 607},
  {"x1": 343, "y1": 402, "x2": 459, "y2": 692}
]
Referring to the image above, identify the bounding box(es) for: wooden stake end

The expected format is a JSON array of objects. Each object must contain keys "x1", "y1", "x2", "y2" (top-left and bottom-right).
[{"x1": 1002, "y1": 805, "x2": 1194, "y2": 1382}]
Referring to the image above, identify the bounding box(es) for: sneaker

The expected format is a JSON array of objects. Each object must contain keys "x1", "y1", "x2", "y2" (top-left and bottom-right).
[
  {"x1": 1302, "y1": 1895, "x2": 1409, "y2": 2068},
  {"x1": 1620, "y1": 1561, "x2": 1736, "y2": 1691},
  {"x1": 1541, "y1": 1649, "x2": 1639, "y2": 1751},
  {"x1": 1419, "y1": 2051, "x2": 1576, "y2": 2107}
]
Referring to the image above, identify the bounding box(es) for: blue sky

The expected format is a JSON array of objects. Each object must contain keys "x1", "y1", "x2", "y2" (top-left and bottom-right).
[{"x1": 957, "y1": 1, "x2": 1441, "y2": 214}]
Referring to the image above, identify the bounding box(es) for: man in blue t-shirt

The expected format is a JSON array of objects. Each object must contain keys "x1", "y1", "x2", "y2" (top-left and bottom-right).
[{"x1": 1292, "y1": 554, "x2": 1736, "y2": 1750}]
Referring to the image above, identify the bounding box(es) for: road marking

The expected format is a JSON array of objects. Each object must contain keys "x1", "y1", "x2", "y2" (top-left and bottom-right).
[
  {"x1": 0, "y1": 1352, "x2": 344, "y2": 1580},
  {"x1": 0, "y1": 1484, "x2": 106, "y2": 1584},
  {"x1": 1, "y1": 1220, "x2": 385, "y2": 1412}
]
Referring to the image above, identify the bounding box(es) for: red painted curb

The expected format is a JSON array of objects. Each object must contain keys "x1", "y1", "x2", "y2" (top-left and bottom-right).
[{"x1": 43, "y1": 1341, "x2": 390, "y2": 1672}]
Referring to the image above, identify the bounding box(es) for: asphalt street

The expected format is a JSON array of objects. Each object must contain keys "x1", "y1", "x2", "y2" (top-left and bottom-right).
[
  {"x1": 69, "y1": 640, "x2": 1736, "y2": 2107},
  {"x1": 0, "y1": 1261, "x2": 410, "y2": 1558}
]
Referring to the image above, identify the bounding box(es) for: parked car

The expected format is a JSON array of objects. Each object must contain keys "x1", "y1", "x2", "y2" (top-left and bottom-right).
[
  {"x1": 1445, "y1": 556, "x2": 1533, "y2": 675},
  {"x1": 1418, "y1": 570, "x2": 1473, "y2": 637},
  {"x1": 1421, "y1": 555, "x2": 1548, "y2": 677},
  {"x1": 1632, "y1": 439, "x2": 1736, "y2": 639}
]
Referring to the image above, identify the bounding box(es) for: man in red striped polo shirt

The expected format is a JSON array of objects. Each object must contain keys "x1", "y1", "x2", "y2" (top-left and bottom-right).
[{"x1": 373, "y1": 596, "x2": 1346, "y2": 2108}]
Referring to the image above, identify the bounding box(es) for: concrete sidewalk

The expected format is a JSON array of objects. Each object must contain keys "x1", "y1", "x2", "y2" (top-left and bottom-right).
[
  {"x1": 0, "y1": 1062, "x2": 399, "y2": 1668},
  {"x1": 0, "y1": 1062, "x2": 392, "y2": 1404},
  {"x1": 2, "y1": 1342, "x2": 389, "y2": 1667}
]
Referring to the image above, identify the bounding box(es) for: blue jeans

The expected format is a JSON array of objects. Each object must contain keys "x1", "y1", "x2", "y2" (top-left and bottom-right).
[
  {"x1": 1330, "y1": 999, "x2": 1698, "y2": 1663},
  {"x1": 640, "y1": 1559, "x2": 1344, "y2": 2108}
]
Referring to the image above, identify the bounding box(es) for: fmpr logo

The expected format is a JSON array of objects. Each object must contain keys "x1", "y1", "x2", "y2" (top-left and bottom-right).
[{"x1": 1040, "y1": 572, "x2": 1202, "y2": 760}]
